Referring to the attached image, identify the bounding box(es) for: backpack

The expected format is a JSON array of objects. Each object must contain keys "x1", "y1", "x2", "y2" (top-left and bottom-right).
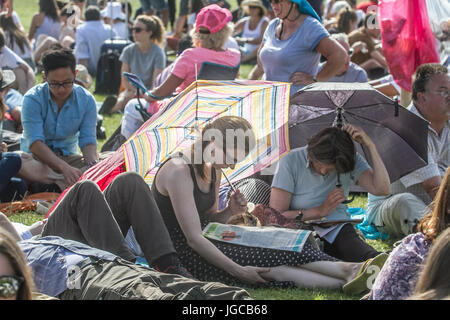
[{"x1": 94, "y1": 50, "x2": 122, "y2": 95}]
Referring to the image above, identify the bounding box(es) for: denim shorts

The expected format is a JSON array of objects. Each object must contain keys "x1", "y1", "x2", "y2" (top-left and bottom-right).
[{"x1": 139, "y1": 0, "x2": 168, "y2": 12}]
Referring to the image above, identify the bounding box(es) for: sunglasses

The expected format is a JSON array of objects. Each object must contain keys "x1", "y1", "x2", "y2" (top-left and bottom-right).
[
  {"x1": 48, "y1": 80, "x2": 74, "y2": 89},
  {"x1": 131, "y1": 27, "x2": 144, "y2": 33},
  {"x1": 270, "y1": 0, "x2": 283, "y2": 4},
  {"x1": 249, "y1": 5, "x2": 260, "y2": 9},
  {"x1": 0, "y1": 275, "x2": 24, "y2": 299}
]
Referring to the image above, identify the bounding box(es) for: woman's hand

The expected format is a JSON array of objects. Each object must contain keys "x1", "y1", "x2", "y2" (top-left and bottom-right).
[
  {"x1": 351, "y1": 41, "x2": 368, "y2": 55},
  {"x1": 232, "y1": 265, "x2": 270, "y2": 284},
  {"x1": 290, "y1": 72, "x2": 315, "y2": 86},
  {"x1": 343, "y1": 124, "x2": 373, "y2": 147},
  {"x1": 143, "y1": 91, "x2": 157, "y2": 103},
  {"x1": 228, "y1": 189, "x2": 248, "y2": 215},
  {"x1": 319, "y1": 188, "x2": 346, "y2": 217}
]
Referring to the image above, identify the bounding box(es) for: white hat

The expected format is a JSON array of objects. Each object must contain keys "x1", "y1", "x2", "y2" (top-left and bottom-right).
[
  {"x1": 0, "y1": 68, "x2": 16, "y2": 89},
  {"x1": 101, "y1": 1, "x2": 126, "y2": 21}
]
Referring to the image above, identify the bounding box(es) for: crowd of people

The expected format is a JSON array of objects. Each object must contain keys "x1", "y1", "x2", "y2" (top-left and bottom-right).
[{"x1": 0, "y1": 0, "x2": 449, "y2": 301}]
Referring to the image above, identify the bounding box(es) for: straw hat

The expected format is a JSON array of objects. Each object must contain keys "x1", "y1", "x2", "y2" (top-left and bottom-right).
[
  {"x1": 0, "y1": 68, "x2": 16, "y2": 89},
  {"x1": 101, "y1": 1, "x2": 126, "y2": 21},
  {"x1": 241, "y1": 0, "x2": 267, "y2": 16},
  {"x1": 75, "y1": 64, "x2": 92, "y2": 89}
]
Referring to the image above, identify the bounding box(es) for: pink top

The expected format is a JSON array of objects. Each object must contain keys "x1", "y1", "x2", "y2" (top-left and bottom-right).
[{"x1": 171, "y1": 47, "x2": 240, "y2": 93}]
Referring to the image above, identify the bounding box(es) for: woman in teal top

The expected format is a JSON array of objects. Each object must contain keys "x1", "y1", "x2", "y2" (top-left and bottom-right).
[{"x1": 258, "y1": 0, "x2": 347, "y2": 95}]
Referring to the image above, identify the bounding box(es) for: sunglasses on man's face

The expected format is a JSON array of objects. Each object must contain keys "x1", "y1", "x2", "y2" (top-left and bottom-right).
[
  {"x1": 0, "y1": 275, "x2": 24, "y2": 299},
  {"x1": 131, "y1": 27, "x2": 144, "y2": 33},
  {"x1": 270, "y1": 0, "x2": 283, "y2": 4}
]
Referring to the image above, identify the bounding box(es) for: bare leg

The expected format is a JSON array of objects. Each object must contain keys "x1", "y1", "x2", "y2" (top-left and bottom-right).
[
  {"x1": 262, "y1": 265, "x2": 346, "y2": 289},
  {"x1": 299, "y1": 261, "x2": 363, "y2": 282}
]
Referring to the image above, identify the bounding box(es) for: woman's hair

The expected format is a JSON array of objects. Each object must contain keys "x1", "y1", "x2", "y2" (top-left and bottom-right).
[
  {"x1": 191, "y1": 22, "x2": 234, "y2": 50},
  {"x1": 0, "y1": 227, "x2": 34, "y2": 300},
  {"x1": 409, "y1": 227, "x2": 450, "y2": 300},
  {"x1": 135, "y1": 15, "x2": 166, "y2": 46},
  {"x1": 0, "y1": 13, "x2": 31, "y2": 55},
  {"x1": 417, "y1": 167, "x2": 450, "y2": 242},
  {"x1": 307, "y1": 127, "x2": 356, "y2": 173},
  {"x1": 336, "y1": 7, "x2": 357, "y2": 34},
  {"x1": 191, "y1": 116, "x2": 255, "y2": 180},
  {"x1": 39, "y1": 0, "x2": 61, "y2": 22}
]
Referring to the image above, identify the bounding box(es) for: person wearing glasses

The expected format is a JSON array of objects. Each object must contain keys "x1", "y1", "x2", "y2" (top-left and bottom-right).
[
  {"x1": 366, "y1": 63, "x2": 450, "y2": 239},
  {"x1": 104, "y1": 14, "x2": 166, "y2": 114},
  {"x1": 0, "y1": 227, "x2": 34, "y2": 300},
  {"x1": 254, "y1": 0, "x2": 347, "y2": 94},
  {"x1": 20, "y1": 47, "x2": 99, "y2": 190}
]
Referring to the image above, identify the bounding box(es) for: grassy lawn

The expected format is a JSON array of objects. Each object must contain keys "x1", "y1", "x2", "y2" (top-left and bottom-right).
[{"x1": 7, "y1": 0, "x2": 394, "y2": 301}]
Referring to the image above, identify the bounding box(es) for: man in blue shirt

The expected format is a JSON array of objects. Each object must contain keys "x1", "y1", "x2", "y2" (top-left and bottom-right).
[{"x1": 21, "y1": 48, "x2": 98, "y2": 186}]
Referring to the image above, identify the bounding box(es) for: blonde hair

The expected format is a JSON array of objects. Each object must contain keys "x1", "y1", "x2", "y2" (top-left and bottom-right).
[
  {"x1": 135, "y1": 14, "x2": 165, "y2": 46},
  {"x1": 0, "y1": 227, "x2": 34, "y2": 300},
  {"x1": 191, "y1": 22, "x2": 233, "y2": 50}
]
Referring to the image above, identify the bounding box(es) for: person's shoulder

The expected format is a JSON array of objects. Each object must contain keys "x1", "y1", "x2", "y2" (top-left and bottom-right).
[
  {"x1": 284, "y1": 147, "x2": 307, "y2": 164},
  {"x1": 73, "y1": 84, "x2": 95, "y2": 104},
  {"x1": 24, "y1": 83, "x2": 46, "y2": 99}
]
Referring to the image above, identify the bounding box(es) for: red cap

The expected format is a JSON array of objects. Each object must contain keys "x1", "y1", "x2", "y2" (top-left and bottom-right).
[{"x1": 195, "y1": 4, "x2": 232, "y2": 34}]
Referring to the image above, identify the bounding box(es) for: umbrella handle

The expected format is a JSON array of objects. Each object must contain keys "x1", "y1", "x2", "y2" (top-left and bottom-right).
[{"x1": 336, "y1": 182, "x2": 355, "y2": 204}]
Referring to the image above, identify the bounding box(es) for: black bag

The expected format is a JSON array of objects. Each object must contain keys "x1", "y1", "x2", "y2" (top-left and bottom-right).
[
  {"x1": 94, "y1": 50, "x2": 122, "y2": 95},
  {"x1": 94, "y1": 38, "x2": 131, "y2": 95}
]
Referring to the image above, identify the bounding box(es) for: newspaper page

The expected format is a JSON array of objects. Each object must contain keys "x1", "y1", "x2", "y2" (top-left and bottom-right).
[{"x1": 203, "y1": 223, "x2": 319, "y2": 252}]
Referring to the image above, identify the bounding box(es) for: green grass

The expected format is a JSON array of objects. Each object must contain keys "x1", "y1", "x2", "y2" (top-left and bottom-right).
[{"x1": 8, "y1": 0, "x2": 394, "y2": 301}]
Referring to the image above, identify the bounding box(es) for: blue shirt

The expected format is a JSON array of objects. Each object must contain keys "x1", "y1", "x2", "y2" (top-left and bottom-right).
[
  {"x1": 319, "y1": 62, "x2": 368, "y2": 83},
  {"x1": 260, "y1": 16, "x2": 329, "y2": 95},
  {"x1": 20, "y1": 83, "x2": 98, "y2": 156},
  {"x1": 4, "y1": 88, "x2": 23, "y2": 112},
  {"x1": 19, "y1": 236, "x2": 117, "y2": 297},
  {"x1": 272, "y1": 147, "x2": 370, "y2": 242}
]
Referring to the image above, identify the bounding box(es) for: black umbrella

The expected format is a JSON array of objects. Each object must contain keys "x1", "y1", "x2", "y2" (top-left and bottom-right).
[{"x1": 288, "y1": 82, "x2": 429, "y2": 183}]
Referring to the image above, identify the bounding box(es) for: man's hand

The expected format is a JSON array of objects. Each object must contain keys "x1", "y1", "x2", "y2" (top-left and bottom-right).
[{"x1": 60, "y1": 163, "x2": 82, "y2": 185}]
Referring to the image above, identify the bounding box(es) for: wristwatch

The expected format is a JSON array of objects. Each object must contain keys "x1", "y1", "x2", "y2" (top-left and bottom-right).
[{"x1": 295, "y1": 209, "x2": 304, "y2": 222}]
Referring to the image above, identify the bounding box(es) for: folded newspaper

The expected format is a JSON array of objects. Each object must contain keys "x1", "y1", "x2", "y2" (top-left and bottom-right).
[{"x1": 202, "y1": 223, "x2": 319, "y2": 252}]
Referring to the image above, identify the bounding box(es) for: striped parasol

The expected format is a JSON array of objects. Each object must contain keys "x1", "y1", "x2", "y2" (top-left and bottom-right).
[{"x1": 122, "y1": 79, "x2": 291, "y2": 187}]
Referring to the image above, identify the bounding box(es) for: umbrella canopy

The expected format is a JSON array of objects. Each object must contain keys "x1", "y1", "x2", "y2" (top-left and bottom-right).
[
  {"x1": 123, "y1": 80, "x2": 291, "y2": 187},
  {"x1": 289, "y1": 82, "x2": 429, "y2": 183}
]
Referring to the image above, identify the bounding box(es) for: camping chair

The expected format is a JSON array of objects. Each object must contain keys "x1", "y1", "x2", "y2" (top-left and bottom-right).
[
  {"x1": 133, "y1": 61, "x2": 240, "y2": 122},
  {"x1": 197, "y1": 62, "x2": 240, "y2": 80}
]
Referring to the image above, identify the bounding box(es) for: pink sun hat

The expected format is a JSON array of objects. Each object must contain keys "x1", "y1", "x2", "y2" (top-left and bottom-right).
[{"x1": 195, "y1": 4, "x2": 232, "y2": 34}]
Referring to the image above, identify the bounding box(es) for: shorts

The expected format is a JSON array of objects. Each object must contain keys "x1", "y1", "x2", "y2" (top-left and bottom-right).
[{"x1": 139, "y1": 0, "x2": 168, "y2": 12}]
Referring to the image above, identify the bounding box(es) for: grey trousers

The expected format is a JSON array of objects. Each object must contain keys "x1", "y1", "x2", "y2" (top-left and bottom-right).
[
  {"x1": 42, "y1": 172, "x2": 176, "y2": 264},
  {"x1": 59, "y1": 257, "x2": 252, "y2": 300}
]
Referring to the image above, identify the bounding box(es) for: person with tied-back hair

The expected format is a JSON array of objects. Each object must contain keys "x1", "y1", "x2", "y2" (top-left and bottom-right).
[
  {"x1": 327, "y1": 7, "x2": 358, "y2": 35},
  {"x1": 120, "y1": 4, "x2": 240, "y2": 139},
  {"x1": 369, "y1": 168, "x2": 450, "y2": 300},
  {"x1": 270, "y1": 124, "x2": 390, "y2": 263},
  {"x1": 104, "y1": 15, "x2": 166, "y2": 114}
]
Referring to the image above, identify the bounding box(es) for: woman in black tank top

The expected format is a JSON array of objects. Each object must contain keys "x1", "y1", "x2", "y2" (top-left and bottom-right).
[{"x1": 152, "y1": 116, "x2": 366, "y2": 289}]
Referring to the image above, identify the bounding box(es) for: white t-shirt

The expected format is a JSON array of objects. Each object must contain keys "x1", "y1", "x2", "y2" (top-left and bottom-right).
[{"x1": 0, "y1": 45, "x2": 25, "y2": 69}]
